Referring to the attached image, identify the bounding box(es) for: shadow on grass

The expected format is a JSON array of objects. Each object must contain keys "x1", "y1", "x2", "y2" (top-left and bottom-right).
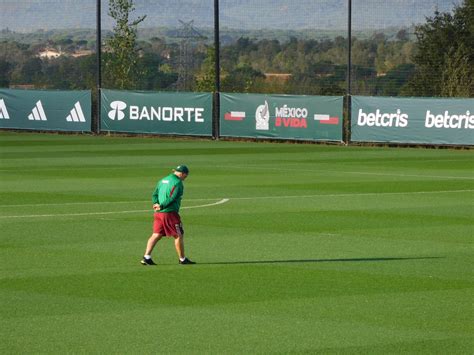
[{"x1": 199, "y1": 256, "x2": 444, "y2": 266}]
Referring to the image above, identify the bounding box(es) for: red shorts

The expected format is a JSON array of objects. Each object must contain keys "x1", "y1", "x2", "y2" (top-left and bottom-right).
[{"x1": 153, "y1": 212, "x2": 183, "y2": 238}]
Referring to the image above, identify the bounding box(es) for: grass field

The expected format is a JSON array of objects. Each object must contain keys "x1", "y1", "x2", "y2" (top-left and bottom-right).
[{"x1": 0, "y1": 131, "x2": 473, "y2": 354}]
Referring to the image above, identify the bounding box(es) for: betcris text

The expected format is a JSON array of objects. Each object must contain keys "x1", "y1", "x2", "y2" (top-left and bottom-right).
[
  {"x1": 425, "y1": 110, "x2": 474, "y2": 129},
  {"x1": 357, "y1": 109, "x2": 408, "y2": 127}
]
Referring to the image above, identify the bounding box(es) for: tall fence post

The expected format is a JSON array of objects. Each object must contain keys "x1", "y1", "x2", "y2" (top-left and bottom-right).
[
  {"x1": 96, "y1": 0, "x2": 102, "y2": 134},
  {"x1": 213, "y1": 0, "x2": 220, "y2": 140},
  {"x1": 345, "y1": 0, "x2": 352, "y2": 144}
]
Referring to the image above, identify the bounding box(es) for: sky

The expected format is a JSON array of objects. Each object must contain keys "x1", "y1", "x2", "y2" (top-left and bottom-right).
[{"x1": 0, "y1": 0, "x2": 461, "y2": 32}]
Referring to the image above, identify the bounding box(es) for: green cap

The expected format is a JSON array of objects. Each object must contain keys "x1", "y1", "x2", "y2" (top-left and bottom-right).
[{"x1": 174, "y1": 165, "x2": 189, "y2": 174}]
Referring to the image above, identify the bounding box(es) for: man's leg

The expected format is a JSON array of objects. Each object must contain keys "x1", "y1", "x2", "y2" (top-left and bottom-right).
[
  {"x1": 145, "y1": 233, "x2": 162, "y2": 256},
  {"x1": 174, "y1": 235, "x2": 185, "y2": 260},
  {"x1": 175, "y1": 235, "x2": 195, "y2": 264},
  {"x1": 141, "y1": 233, "x2": 162, "y2": 265}
]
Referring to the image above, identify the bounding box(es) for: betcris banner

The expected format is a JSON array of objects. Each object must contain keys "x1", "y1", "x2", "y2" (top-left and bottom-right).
[
  {"x1": 220, "y1": 93, "x2": 343, "y2": 142},
  {"x1": 0, "y1": 89, "x2": 91, "y2": 132},
  {"x1": 351, "y1": 96, "x2": 474, "y2": 145},
  {"x1": 101, "y1": 89, "x2": 212, "y2": 136}
]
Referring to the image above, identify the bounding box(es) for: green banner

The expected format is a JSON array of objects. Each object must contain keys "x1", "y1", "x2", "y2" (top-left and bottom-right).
[
  {"x1": 351, "y1": 96, "x2": 474, "y2": 145},
  {"x1": 220, "y1": 93, "x2": 343, "y2": 141},
  {"x1": 0, "y1": 89, "x2": 91, "y2": 132},
  {"x1": 101, "y1": 89, "x2": 212, "y2": 136}
]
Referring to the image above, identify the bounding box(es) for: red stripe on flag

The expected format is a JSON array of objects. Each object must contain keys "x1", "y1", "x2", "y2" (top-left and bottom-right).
[
  {"x1": 320, "y1": 117, "x2": 339, "y2": 125},
  {"x1": 224, "y1": 112, "x2": 245, "y2": 121}
]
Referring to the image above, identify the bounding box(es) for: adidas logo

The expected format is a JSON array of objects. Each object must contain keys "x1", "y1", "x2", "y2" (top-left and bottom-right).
[
  {"x1": 28, "y1": 100, "x2": 47, "y2": 121},
  {"x1": 0, "y1": 99, "x2": 10, "y2": 119},
  {"x1": 66, "y1": 102, "x2": 86, "y2": 123}
]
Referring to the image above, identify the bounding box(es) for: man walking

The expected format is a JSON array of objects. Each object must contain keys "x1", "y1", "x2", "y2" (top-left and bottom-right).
[{"x1": 141, "y1": 165, "x2": 195, "y2": 265}]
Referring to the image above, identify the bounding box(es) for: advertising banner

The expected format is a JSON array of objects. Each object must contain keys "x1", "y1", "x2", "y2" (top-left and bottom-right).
[
  {"x1": 101, "y1": 89, "x2": 213, "y2": 136},
  {"x1": 0, "y1": 89, "x2": 91, "y2": 132},
  {"x1": 351, "y1": 96, "x2": 474, "y2": 145},
  {"x1": 220, "y1": 93, "x2": 343, "y2": 141}
]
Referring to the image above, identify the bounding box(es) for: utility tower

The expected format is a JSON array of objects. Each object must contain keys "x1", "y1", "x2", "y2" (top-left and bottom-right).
[{"x1": 175, "y1": 20, "x2": 207, "y2": 91}]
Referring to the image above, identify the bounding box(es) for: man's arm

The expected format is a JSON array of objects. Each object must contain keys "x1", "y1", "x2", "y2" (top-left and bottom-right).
[
  {"x1": 159, "y1": 181, "x2": 182, "y2": 210},
  {"x1": 152, "y1": 184, "x2": 160, "y2": 211}
]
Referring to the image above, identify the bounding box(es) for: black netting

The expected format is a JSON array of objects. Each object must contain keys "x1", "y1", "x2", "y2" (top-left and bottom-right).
[
  {"x1": 351, "y1": 0, "x2": 464, "y2": 97},
  {"x1": 0, "y1": 0, "x2": 97, "y2": 90},
  {"x1": 219, "y1": 0, "x2": 348, "y2": 95},
  {"x1": 0, "y1": 0, "x2": 469, "y2": 97}
]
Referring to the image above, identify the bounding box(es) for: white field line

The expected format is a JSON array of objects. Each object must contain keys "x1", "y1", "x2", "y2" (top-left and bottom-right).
[
  {"x1": 184, "y1": 198, "x2": 229, "y2": 209},
  {"x1": 227, "y1": 189, "x2": 474, "y2": 201},
  {"x1": 332, "y1": 171, "x2": 474, "y2": 180},
  {"x1": 1, "y1": 189, "x2": 473, "y2": 219},
  {"x1": 217, "y1": 163, "x2": 474, "y2": 180},
  {"x1": 1, "y1": 165, "x2": 473, "y2": 180},
  {"x1": 0, "y1": 199, "x2": 229, "y2": 219},
  {"x1": 0, "y1": 189, "x2": 472, "y2": 210},
  {"x1": 0, "y1": 197, "x2": 224, "y2": 208},
  {"x1": 218, "y1": 165, "x2": 474, "y2": 181}
]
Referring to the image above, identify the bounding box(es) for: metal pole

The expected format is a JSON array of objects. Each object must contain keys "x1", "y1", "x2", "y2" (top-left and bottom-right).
[
  {"x1": 213, "y1": 0, "x2": 220, "y2": 139},
  {"x1": 347, "y1": 0, "x2": 351, "y2": 96},
  {"x1": 96, "y1": 0, "x2": 102, "y2": 133},
  {"x1": 346, "y1": 0, "x2": 352, "y2": 144}
]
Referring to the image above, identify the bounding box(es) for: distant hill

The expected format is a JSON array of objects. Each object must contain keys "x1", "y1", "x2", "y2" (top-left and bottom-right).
[
  {"x1": 0, "y1": 25, "x2": 417, "y2": 47},
  {"x1": 0, "y1": 0, "x2": 461, "y2": 32}
]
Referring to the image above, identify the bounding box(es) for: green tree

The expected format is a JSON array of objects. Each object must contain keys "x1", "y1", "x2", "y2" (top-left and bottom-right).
[
  {"x1": 441, "y1": 44, "x2": 473, "y2": 97},
  {"x1": 221, "y1": 64, "x2": 264, "y2": 93},
  {"x1": 20, "y1": 57, "x2": 43, "y2": 84},
  {"x1": 137, "y1": 52, "x2": 177, "y2": 90},
  {"x1": 0, "y1": 59, "x2": 11, "y2": 87},
  {"x1": 104, "y1": 0, "x2": 146, "y2": 89},
  {"x1": 403, "y1": 0, "x2": 473, "y2": 97},
  {"x1": 195, "y1": 46, "x2": 216, "y2": 92},
  {"x1": 375, "y1": 63, "x2": 416, "y2": 96},
  {"x1": 396, "y1": 29, "x2": 409, "y2": 42}
]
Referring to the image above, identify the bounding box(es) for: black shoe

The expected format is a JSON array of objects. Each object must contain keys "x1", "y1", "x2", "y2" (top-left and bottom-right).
[
  {"x1": 140, "y1": 257, "x2": 157, "y2": 266},
  {"x1": 179, "y1": 257, "x2": 196, "y2": 265}
]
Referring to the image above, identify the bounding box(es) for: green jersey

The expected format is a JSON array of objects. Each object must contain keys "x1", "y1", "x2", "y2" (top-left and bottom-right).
[{"x1": 152, "y1": 173, "x2": 184, "y2": 213}]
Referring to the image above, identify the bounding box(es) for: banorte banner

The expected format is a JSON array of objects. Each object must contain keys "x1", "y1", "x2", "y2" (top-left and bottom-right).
[
  {"x1": 351, "y1": 96, "x2": 474, "y2": 145},
  {"x1": 220, "y1": 93, "x2": 343, "y2": 142},
  {"x1": 101, "y1": 89, "x2": 212, "y2": 136},
  {"x1": 0, "y1": 89, "x2": 91, "y2": 132}
]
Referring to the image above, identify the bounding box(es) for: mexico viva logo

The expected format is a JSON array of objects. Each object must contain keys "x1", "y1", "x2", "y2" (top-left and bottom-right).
[
  {"x1": 255, "y1": 101, "x2": 311, "y2": 130},
  {"x1": 108, "y1": 101, "x2": 205, "y2": 122}
]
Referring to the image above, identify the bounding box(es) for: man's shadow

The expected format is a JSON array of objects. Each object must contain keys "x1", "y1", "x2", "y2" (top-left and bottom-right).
[{"x1": 199, "y1": 256, "x2": 443, "y2": 265}]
